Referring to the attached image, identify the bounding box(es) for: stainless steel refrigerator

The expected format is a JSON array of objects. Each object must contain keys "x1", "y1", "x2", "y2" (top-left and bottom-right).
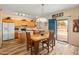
[
  {"x1": 3, "y1": 22, "x2": 9, "y2": 40},
  {"x1": 8, "y1": 23, "x2": 15, "y2": 40},
  {"x1": 3, "y1": 22, "x2": 15, "y2": 40}
]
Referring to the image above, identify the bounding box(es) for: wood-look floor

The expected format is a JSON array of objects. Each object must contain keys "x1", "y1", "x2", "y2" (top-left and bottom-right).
[{"x1": 0, "y1": 39, "x2": 79, "y2": 55}]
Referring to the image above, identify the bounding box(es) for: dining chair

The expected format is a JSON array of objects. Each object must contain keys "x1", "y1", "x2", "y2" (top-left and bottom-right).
[
  {"x1": 26, "y1": 31, "x2": 41, "y2": 55},
  {"x1": 41, "y1": 30, "x2": 55, "y2": 54},
  {"x1": 26, "y1": 32, "x2": 34, "y2": 51},
  {"x1": 30, "y1": 30, "x2": 40, "y2": 55}
]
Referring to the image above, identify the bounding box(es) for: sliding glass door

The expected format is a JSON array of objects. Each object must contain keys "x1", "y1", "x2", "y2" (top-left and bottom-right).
[
  {"x1": 56, "y1": 19, "x2": 68, "y2": 42},
  {"x1": 48, "y1": 18, "x2": 68, "y2": 42}
]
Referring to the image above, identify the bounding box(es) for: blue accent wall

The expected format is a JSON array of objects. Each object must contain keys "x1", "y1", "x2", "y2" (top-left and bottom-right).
[{"x1": 48, "y1": 19, "x2": 56, "y2": 31}]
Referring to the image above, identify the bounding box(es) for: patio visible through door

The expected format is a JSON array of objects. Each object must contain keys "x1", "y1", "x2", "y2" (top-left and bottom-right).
[{"x1": 57, "y1": 19, "x2": 68, "y2": 42}]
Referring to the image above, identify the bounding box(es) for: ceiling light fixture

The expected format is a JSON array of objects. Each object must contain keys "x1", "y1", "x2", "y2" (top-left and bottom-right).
[{"x1": 36, "y1": 4, "x2": 48, "y2": 30}]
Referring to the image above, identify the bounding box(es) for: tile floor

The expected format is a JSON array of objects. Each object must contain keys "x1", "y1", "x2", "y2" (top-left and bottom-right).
[{"x1": 0, "y1": 39, "x2": 79, "y2": 55}]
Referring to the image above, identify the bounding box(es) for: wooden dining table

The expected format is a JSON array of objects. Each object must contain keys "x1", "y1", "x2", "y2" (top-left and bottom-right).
[{"x1": 31, "y1": 32, "x2": 49, "y2": 55}]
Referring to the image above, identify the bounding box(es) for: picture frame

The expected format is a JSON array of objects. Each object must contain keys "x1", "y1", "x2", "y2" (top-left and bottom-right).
[{"x1": 73, "y1": 19, "x2": 79, "y2": 32}]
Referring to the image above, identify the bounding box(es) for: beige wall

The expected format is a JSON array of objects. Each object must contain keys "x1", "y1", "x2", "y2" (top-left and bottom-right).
[
  {"x1": 49, "y1": 7, "x2": 79, "y2": 47},
  {"x1": 64, "y1": 7, "x2": 79, "y2": 19},
  {"x1": 63, "y1": 7, "x2": 79, "y2": 47}
]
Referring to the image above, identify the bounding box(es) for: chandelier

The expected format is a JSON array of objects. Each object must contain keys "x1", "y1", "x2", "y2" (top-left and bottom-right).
[{"x1": 36, "y1": 4, "x2": 48, "y2": 30}]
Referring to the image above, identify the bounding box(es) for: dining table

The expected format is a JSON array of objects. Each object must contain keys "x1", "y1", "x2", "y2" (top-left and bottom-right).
[{"x1": 31, "y1": 32, "x2": 49, "y2": 55}]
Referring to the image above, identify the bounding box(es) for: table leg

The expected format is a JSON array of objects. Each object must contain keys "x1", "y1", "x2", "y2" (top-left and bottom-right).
[
  {"x1": 34, "y1": 41, "x2": 39, "y2": 55},
  {"x1": 27, "y1": 40, "x2": 29, "y2": 50},
  {"x1": 53, "y1": 37, "x2": 55, "y2": 46}
]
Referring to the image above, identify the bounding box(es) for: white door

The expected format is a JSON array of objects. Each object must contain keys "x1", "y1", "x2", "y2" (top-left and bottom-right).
[{"x1": 0, "y1": 22, "x2": 2, "y2": 47}]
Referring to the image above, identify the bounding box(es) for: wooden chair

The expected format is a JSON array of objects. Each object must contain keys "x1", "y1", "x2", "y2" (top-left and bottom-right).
[
  {"x1": 26, "y1": 32, "x2": 34, "y2": 51},
  {"x1": 26, "y1": 31, "x2": 40, "y2": 55},
  {"x1": 30, "y1": 31, "x2": 40, "y2": 55},
  {"x1": 41, "y1": 30, "x2": 55, "y2": 54}
]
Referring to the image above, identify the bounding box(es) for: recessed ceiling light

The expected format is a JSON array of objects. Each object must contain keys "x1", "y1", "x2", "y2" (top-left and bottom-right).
[{"x1": 22, "y1": 13, "x2": 26, "y2": 16}]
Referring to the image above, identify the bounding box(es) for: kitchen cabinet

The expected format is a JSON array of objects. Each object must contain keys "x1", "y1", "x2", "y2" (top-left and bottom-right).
[{"x1": 16, "y1": 31, "x2": 26, "y2": 43}]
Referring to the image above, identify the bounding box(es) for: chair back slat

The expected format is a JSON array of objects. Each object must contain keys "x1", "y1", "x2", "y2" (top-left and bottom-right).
[
  {"x1": 49, "y1": 31, "x2": 54, "y2": 41},
  {"x1": 26, "y1": 32, "x2": 31, "y2": 40}
]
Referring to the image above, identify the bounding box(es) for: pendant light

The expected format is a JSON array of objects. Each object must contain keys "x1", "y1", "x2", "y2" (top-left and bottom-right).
[{"x1": 36, "y1": 4, "x2": 48, "y2": 30}]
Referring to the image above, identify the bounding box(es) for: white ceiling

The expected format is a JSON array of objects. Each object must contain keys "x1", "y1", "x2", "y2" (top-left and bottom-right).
[{"x1": 0, "y1": 4, "x2": 79, "y2": 17}]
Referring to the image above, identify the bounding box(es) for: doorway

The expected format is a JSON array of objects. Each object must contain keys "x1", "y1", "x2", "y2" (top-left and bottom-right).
[{"x1": 56, "y1": 19, "x2": 68, "y2": 42}]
